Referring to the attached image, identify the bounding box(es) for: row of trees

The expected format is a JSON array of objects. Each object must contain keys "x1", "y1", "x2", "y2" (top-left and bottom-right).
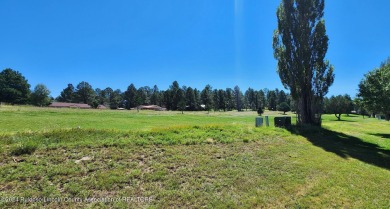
[
  {"x1": 323, "y1": 94, "x2": 353, "y2": 120},
  {"x1": 322, "y1": 59, "x2": 389, "y2": 122},
  {"x1": 2, "y1": 57, "x2": 387, "y2": 119},
  {"x1": 322, "y1": 60, "x2": 390, "y2": 122},
  {"x1": 0, "y1": 68, "x2": 294, "y2": 113},
  {"x1": 56, "y1": 80, "x2": 293, "y2": 112}
]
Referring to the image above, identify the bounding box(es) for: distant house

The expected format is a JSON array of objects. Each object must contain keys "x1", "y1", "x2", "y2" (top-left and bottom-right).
[
  {"x1": 49, "y1": 102, "x2": 91, "y2": 109},
  {"x1": 137, "y1": 105, "x2": 166, "y2": 111}
]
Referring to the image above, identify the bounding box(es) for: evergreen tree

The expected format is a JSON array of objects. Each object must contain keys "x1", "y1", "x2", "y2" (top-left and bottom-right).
[
  {"x1": 150, "y1": 85, "x2": 160, "y2": 105},
  {"x1": 218, "y1": 89, "x2": 227, "y2": 111},
  {"x1": 57, "y1": 84, "x2": 75, "y2": 103},
  {"x1": 193, "y1": 88, "x2": 201, "y2": 111},
  {"x1": 0, "y1": 68, "x2": 31, "y2": 104},
  {"x1": 103, "y1": 87, "x2": 114, "y2": 106},
  {"x1": 109, "y1": 89, "x2": 122, "y2": 109},
  {"x1": 124, "y1": 84, "x2": 137, "y2": 109},
  {"x1": 95, "y1": 88, "x2": 104, "y2": 105},
  {"x1": 162, "y1": 90, "x2": 172, "y2": 110},
  {"x1": 277, "y1": 90, "x2": 287, "y2": 105},
  {"x1": 201, "y1": 85, "x2": 213, "y2": 113},
  {"x1": 177, "y1": 89, "x2": 186, "y2": 114},
  {"x1": 185, "y1": 87, "x2": 196, "y2": 111},
  {"x1": 75, "y1": 81, "x2": 96, "y2": 105},
  {"x1": 212, "y1": 89, "x2": 219, "y2": 111},
  {"x1": 257, "y1": 106, "x2": 264, "y2": 116},
  {"x1": 257, "y1": 90, "x2": 266, "y2": 110},
  {"x1": 170, "y1": 81, "x2": 180, "y2": 110},
  {"x1": 234, "y1": 86, "x2": 243, "y2": 111},
  {"x1": 225, "y1": 88, "x2": 235, "y2": 111},
  {"x1": 267, "y1": 90, "x2": 277, "y2": 111},
  {"x1": 136, "y1": 86, "x2": 151, "y2": 105}
]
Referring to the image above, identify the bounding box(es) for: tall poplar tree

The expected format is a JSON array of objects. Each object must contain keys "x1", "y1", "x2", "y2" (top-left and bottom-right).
[{"x1": 273, "y1": 0, "x2": 335, "y2": 125}]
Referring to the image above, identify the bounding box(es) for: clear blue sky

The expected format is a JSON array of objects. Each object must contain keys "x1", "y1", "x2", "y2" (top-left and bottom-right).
[{"x1": 1, "y1": 0, "x2": 389, "y2": 98}]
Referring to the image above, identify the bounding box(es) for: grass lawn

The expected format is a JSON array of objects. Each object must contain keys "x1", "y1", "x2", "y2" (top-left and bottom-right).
[{"x1": 0, "y1": 106, "x2": 389, "y2": 208}]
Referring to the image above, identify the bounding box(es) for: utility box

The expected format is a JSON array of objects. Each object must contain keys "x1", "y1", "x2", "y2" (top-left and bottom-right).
[
  {"x1": 255, "y1": 117, "x2": 264, "y2": 127},
  {"x1": 274, "y1": 117, "x2": 292, "y2": 128}
]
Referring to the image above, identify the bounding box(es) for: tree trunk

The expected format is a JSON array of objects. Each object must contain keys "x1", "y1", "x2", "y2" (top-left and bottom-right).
[
  {"x1": 385, "y1": 114, "x2": 390, "y2": 121},
  {"x1": 299, "y1": 94, "x2": 314, "y2": 125},
  {"x1": 297, "y1": 92, "x2": 323, "y2": 126},
  {"x1": 335, "y1": 114, "x2": 341, "y2": 121}
]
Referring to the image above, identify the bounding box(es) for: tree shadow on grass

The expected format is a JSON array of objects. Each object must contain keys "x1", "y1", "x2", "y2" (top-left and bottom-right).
[
  {"x1": 345, "y1": 114, "x2": 360, "y2": 117},
  {"x1": 288, "y1": 126, "x2": 390, "y2": 170},
  {"x1": 329, "y1": 119, "x2": 356, "y2": 122},
  {"x1": 369, "y1": 133, "x2": 390, "y2": 139}
]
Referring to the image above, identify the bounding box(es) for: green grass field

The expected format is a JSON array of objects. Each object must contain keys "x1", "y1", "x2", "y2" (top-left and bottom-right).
[{"x1": 0, "y1": 106, "x2": 389, "y2": 208}]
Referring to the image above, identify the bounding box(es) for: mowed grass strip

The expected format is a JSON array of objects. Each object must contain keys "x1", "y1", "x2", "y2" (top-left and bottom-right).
[
  {"x1": 0, "y1": 106, "x2": 389, "y2": 208},
  {"x1": 0, "y1": 106, "x2": 256, "y2": 133},
  {"x1": 0, "y1": 125, "x2": 279, "y2": 150}
]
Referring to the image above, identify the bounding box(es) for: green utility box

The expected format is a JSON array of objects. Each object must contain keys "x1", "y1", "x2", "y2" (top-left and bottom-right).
[
  {"x1": 255, "y1": 117, "x2": 263, "y2": 127},
  {"x1": 274, "y1": 116, "x2": 291, "y2": 128}
]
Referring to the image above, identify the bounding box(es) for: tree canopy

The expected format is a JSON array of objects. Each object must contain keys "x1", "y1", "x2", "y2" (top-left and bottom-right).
[
  {"x1": 277, "y1": 102, "x2": 291, "y2": 114},
  {"x1": 0, "y1": 68, "x2": 31, "y2": 104},
  {"x1": 324, "y1": 94, "x2": 353, "y2": 121},
  {"x1": 57, "y1": 84, "x2": 75, "y2": 103},
  {"x1": 358, "y1": 58, "x2": 390, "y2": 120},
  {"x1": 124, "y1": 84, "x2": 137, "y2": 110},
  {"x1": 75, "y1": 81, "x2": 96, "y2": 105},
  {"x1": 53, "y1": 81, "x2": 293, "y2": 112},
  {"x1": 201, "y1": 84, "x2": 213, "y2": 112},
  {"x1": 273, "y1": 0, "x2": 335, "y2": 125},
  {"x1": 1, "y1": 66, "x2": 298, "y2": 113},
  {"x1": 30, "y1": 84, "x2": 51, "y2": 106}
]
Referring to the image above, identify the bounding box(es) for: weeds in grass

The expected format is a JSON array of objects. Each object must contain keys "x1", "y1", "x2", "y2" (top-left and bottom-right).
[
  {"x1": 9, "y1": 139, "x2": 38, "y2": 156},
  {"x1": 0, "y1": 109, "x2": 389, "y2": 208}
]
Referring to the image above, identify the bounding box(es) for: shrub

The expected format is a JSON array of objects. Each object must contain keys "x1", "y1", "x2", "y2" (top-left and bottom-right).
[
  {"x1": 257, "y1": 107, "x2": 264, "y2": 116},
  {"x1": 10, "y1": 140, "x2": 38, "y2": 156}
]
